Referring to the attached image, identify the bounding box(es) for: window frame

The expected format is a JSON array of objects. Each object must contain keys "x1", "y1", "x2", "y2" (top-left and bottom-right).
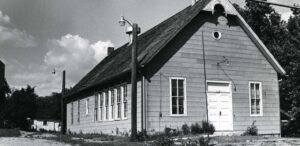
[
  {"x1": 71, "y1": 102, "x2": 74, "y2": 124},
  {"x1": 109, "y1": 89, "x2": 115, "y2": 120},
  {"x1": 249, "y1": 81, "x2": 263, "y2": 117},
  {"x1": 85, "y1": 98, "x2": 89, "y2": 116},
  {"x1": 169, "y1": 77, "x2": 187, "y2": 116},
  {"x1": 122, "y1": 85, "x2": 128, "y2": 119},
  {"x1": 94, "y1": 94, "x2": 98, "y2": 121},
  {"x1": 77, "y1": 100, "x2": 80, "y2": 123},
  {"x1": 115, "y1": 87, "x2": 122, "y2": 120},
  {"x1": 104, "y1": 91, "x2": 109, "y2": 121},
  {"x1": 99, "y1": 92, "x2": 103, "y2": 121}
]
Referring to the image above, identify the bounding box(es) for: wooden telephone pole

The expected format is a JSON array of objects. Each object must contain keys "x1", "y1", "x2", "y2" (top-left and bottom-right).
[{"x1": 61, "y1": 70, "x2": 66, "y2": 134}]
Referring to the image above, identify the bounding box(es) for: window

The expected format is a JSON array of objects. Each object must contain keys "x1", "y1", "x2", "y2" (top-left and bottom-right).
[
  {"x1": 77, "y1": 100, "x2": 80, "y2": 123},
  {"x1": 105, "y1": 91, "x2": 109, "y2": 120},
  {"x1": 94, "y1": 94, "x2": 98, "y2": 121},
  {"x1": 110, "y1": 89, "x2": 115, "y2": 120},
  {"x1": 71, "y1": 102, "x2": 74, "y2": 124},
  {"x1": 249, "y1": 82, "x2": 263, "y2": 116},
  {"x1": 43, "y1": 121, "x2": 47, "y2": 126},
  {"x1": 123, "y1": 85, "x2": 128, "y2": 119},
  {"x1": 99, "y1": 92, "x2": 103, "y2": 121},
  {"x1": 116, "y1": 87, "x2": 121, "y2": 119},
  {"x1": 170, "y1": 78, "x2": 186, "y2": 116},
  {"x1": 86, "y1": 98, "x2": 89, "y2": 115}
]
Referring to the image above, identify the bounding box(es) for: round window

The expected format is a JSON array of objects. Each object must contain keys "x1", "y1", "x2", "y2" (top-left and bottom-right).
[{"x1": 212, "y1": 31, "x2": 222, "y2": 40}]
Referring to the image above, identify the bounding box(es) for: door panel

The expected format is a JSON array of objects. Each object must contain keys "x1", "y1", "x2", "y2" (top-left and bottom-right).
[{"x1": 207, "y1": 82, "x2": 233, "y2": 131}]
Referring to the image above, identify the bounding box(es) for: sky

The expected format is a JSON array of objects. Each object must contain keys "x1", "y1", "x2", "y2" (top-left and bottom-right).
[{"x1": 0, "y1": 0, "x2": 299, "y2": 96}]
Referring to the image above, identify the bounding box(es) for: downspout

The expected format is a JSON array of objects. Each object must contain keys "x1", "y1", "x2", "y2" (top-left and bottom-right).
[
  {"x1": 141, "y1": 76, "x2": 144, "y2": 132},
  {"x1": 202, "y1": 31, "x2": 210, "y2": 139},
  {"x1": 159, "y1": 72, "x2": 162, "y2": 132}
]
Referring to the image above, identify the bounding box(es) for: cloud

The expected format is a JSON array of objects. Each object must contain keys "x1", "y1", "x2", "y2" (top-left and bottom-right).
[
  {"x1": 91, "y1": 40, "x2": 114, "y2": 62},
  {"x1": 281, "y1": 11, "x2": 293, "y2": 22},
  {"x1": 44, "y1": 34, "x2": 114, "y2": 87},
  {"x1": 5, "y1": 34, "x2": 113, "y2": 96},
  {"x1": 0, "y1": 11, "x2": 10, "y2": 25},
  {"x1": 0, "y1": 10, "x2": 37, "y2": 48}
]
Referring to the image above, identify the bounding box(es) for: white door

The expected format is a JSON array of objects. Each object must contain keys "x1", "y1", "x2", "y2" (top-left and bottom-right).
[{"x1": 207, "y1": 82, "x2": 233, "y2": 131}]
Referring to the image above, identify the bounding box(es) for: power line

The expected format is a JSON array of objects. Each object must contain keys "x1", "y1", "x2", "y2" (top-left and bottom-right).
[{"x1": 247, "y1": 0, "x2": 300, "y2": 9}]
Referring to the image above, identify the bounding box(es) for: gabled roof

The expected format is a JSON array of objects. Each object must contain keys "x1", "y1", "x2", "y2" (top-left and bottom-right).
[
  {"x1": 66, "y1": 0, "x2": 285, "y2": 98},
  {"x1": 66, "y1": 0, "x2": 211, "y2": 98}
]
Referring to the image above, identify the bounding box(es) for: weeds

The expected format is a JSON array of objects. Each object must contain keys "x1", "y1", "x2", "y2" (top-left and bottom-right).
[
  {"x1": 243, "y1": 121, "x2": 258, "y2": 136},
  {"x1": 0, "y1": 128, "x2": 21, "y2": 137}
]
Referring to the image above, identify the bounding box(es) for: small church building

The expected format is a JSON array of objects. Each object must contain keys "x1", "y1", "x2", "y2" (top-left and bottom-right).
[{"x1": 64, "y1": 0, "x2": 285, "y2": 135}]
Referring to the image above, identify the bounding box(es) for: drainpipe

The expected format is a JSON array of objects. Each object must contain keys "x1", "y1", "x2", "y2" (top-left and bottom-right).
[{"x1": 202, "y1": 31, "x2": 210, "y2": 139}]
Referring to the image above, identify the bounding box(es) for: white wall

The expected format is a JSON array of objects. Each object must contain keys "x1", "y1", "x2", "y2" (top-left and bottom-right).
[{"x1": 33, "y1": 120, "x2": 60, "y2": 132}]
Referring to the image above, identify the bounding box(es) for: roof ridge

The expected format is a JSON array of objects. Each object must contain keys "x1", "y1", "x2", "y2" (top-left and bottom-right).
[{"x1": 66, "y1": 0, "x2": 212, "y2": 98}]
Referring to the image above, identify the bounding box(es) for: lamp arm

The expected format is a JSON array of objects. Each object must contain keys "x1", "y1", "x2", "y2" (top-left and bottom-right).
[{"x1": 124, "y1": 18, "x2": 133, "y2": 27}]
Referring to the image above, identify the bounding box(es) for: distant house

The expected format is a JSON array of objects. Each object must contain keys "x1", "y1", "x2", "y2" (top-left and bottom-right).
[
  {"x1": 32, "y1": 119, "x2": 60, "y2": 132},
  {"x1": 64, "y1": 0, "x2": 285, "y2": 135}
]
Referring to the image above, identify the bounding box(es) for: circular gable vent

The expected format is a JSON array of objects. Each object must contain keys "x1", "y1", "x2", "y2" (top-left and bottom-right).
[{"x1": 212, "y1": 31, "x2": 222, "y2": 40}]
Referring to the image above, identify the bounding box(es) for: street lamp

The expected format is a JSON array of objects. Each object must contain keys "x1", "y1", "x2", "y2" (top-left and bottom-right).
[{"x1": 119, "y1": 15, "x2": 140, "y2": 141}]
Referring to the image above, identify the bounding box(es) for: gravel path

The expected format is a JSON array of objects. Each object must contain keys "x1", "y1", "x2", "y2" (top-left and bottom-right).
[{"x1": 0, "y1": 137, "x2": 72, "y2": 146}]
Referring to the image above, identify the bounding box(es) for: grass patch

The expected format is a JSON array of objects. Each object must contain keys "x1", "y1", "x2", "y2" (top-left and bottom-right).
[
  {"x1": 43, "y1": 133, "x2": 144, "y2": 146},
  {"x1": 0, "y1": 128, "x2": 21, "y2": 137},
  {"x1": 211, "y1": 135, "x2": 265, "y2": 143}
]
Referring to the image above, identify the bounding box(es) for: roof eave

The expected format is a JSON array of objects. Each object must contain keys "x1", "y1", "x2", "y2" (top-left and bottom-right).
[
  {"x1": 64, "y1": 68, "x2": 130, "y2": 100},
  {"x1": 235, "y1": 13, "x2": 286, "y2": 75}
]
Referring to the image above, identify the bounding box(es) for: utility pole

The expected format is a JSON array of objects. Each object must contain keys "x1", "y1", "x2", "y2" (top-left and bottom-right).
[
  {"x1": 130, "y1": 23, "x2": 138, "y2": 141},
  {"x1": 119, "y1": 16, "x2": 141, "y2": 141},
  {"x1": 61, "y1": 70, "x2": 66, "y2": 134}
]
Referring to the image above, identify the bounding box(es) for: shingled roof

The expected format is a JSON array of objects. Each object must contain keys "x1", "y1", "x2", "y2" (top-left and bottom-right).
[
  {"x1": 66, "y1": 0, "x2": 286, "y2": 98},
  {"x1": 66, "y1": 0, "x2": 211, "y2": 98}
]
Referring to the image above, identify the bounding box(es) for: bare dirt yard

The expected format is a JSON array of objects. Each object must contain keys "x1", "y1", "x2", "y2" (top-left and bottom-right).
[
  {"x1": 0, "y1": 130, "x2": 300, "y2": 146},
  {"x1": 0, "y1": 137, "x2": 72, "y2": 146}
]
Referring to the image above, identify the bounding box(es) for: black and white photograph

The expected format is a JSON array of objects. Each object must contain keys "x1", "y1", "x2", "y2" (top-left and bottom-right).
[{"x1": 0, "y1": 0, "x2": 300, "y2": 145}]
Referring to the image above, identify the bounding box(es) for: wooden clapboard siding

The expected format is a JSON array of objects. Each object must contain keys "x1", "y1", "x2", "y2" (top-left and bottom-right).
[
  {"x1": 145, "y1": 13, "x2": 280, "y2": 135},
  {"x1": 66, "y1": 81, "x2": 143, "y2": 134}
]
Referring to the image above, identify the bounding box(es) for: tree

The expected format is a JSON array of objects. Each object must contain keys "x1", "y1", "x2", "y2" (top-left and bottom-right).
[
  {"x1": 0, "y1": 79, "x2": 10, "y2": 128},
  {"x1": 234, "y1": 0, "x2": 300, "y2": 136},
  {"x1": 36, "y1": 92, "x2": 61, "y2": 121},
  {"x1": 3, "y1": 85, "x2": 37, "y2": 130}
]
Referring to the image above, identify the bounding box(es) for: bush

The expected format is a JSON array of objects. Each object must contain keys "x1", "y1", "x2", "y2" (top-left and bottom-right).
[
  {"x1": 202, "y1": 121, "x2": 215, "y2": 134},
  {"x1": 154, "y1": 136, "x2": 174, "y2": 146},
  {"x1": 136, "y1": 130, "x2": 148, "y2": 141},
  {"x1": 191, "y1": 123, "x2": 202, "y2": 134},
  {"x1": 0, "y1": 128, "x2": 21, "y2": 137},
  {"x1": 164, "y1": 127, "x2": 172, "y2": 136},
  {"x1": 199, "y1": 136, "x2": 210, "y2": 146},
  {"x1": 243, "y1": 121, "x2": 258, "y2": 136},
  {"x1": 182, "y1": 124, "x2": 190, "y2": 135}
]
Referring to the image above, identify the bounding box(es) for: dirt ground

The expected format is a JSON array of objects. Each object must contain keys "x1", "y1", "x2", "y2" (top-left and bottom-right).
[
  {"x1": 0, "y1": 131, "x2": 300, "y2": 146},
  {"x1": 0, "y1": 137, "x2": 72, "y2": 146}
]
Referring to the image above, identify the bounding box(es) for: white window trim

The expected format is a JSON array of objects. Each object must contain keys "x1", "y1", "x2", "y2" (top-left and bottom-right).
[
  {"x1": 206, "y1": 80, "x2": 232, "y2": 93},
  {"x1": 121, "y1": 85, "x2": 128, "y2": 120},
  {"x1": 104, "y1": 92, "x2": 108, "y2": 121},
  {"x1": 85, "y1": 98, "x2": 89, "y2": 116},
  {"x1": 98, "y1": 93, "x2": 102, "y2": 122},
  {"x1": 169, "y1": 77, "x2": 187, "y2": 116},
  {"x1": 71, "y1": 102, "x2": 74, "y2": 124},
  {"x1": 77, "y1": 100, "x2": 80, "y2": 123},
  {"x1": 249, "y1": 81, "x2": 263, "y2": 117},
  {"x1": 94, "y1": 94, "x2": 98, "y2": 121},
  {"x1": 115, "y1": 88, "x2": 121, "y2": 120},
  {"x1": 109, "y1": 90, "x2": 114, "y2": 121}
]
